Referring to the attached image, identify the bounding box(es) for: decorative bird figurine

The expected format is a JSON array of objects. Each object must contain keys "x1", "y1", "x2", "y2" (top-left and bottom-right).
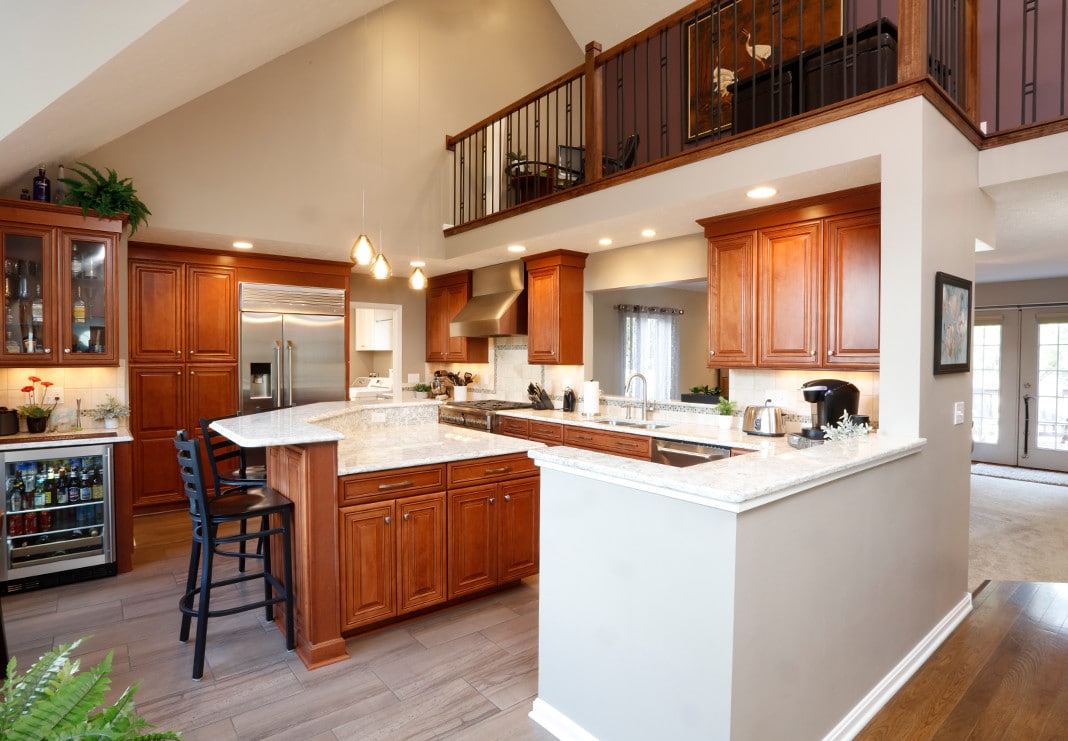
[{"x1": 742, "y1": 28, "x2": 772, "y2": 69}]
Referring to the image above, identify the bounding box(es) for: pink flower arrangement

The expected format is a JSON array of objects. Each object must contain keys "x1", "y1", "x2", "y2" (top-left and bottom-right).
[{"x1": 18, "y1": 376, "x2": 58, "y2": 418}]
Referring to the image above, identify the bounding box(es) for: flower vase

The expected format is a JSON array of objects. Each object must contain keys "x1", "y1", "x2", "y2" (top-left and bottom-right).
[
  {"x1": 104, "y1": 418, "x2": 119, "y2": 430},
  {"x1": 26, "y1": 415, "x2": 49, "y2": 433}
]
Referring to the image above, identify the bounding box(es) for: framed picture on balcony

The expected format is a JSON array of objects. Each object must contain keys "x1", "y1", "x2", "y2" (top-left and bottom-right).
[
  {"x1": 933, "y1": 271, "x2": 973, "y2": 375},
  {"x1": 685, "y1": 0, "x2": 843, "y2": 140}
]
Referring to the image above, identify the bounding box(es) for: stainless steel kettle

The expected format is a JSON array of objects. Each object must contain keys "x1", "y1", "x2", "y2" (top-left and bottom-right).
[{"x1": 742, "y1": 399, "x2": 786, "y2": 437}]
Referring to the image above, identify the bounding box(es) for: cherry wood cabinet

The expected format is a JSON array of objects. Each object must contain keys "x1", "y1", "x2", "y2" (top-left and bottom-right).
[
  {"x1": 497, "y1": 416, "x2": 530, "y2": 439},
  {"x1": 701, "y1": 186, "x2": 880, "y2": 371},
  {"x1": 529, "y1": 419, "x2": 564, "y2": 444},
  {"x1": 563, "y1": 425, "x2": 653, "y2": 460},
  {"x1": 0, "y1": 199, "x2": 122, "y2": 366},
  {"x1": 522, "y1": 250, "x2": 587, "y2": 365},
  {"x1": 425, "y1": 271, "x2": 488, "y2": 363},
  {"x1": 339, "y1": 491, "x2": 447, "y2": 631}
]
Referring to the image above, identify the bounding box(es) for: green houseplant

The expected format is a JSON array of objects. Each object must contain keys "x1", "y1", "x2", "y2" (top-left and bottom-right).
[
  {"x1": 0, "y1": 638, "x2": 181, "y2": 740},
  {"x1": 713, "y1": 397, "x2": 737, "y2": 429},
  {"x1": 58, "y1": 162, "x2": 151, "y2": 235},
  {"x1": 90, "y1": 395, "x2": 131, "y2": 429},
  {"x1": 681, "y1": 385, "x2": 721, "y2": 404},
  {"x1": 412, "y1": 383, "x2": 432, "y2": 398}
]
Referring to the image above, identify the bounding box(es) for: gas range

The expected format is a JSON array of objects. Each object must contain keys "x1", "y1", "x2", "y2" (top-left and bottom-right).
[{"x1": 438, "y1": 400, "x2": 533, "y2": 432}]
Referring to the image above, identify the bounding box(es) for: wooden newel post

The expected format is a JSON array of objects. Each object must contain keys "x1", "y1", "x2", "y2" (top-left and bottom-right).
[
  {"x1": 584, "y1": 41, "x2": 603, "y2": 183},
  {"x1": 897, "y1": 0, "x2": 929, "y2": 83}
]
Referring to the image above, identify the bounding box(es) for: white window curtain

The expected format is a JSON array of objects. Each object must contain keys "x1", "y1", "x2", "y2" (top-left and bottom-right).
[{"x1": 618, "y1": 304, "x2": 681, "y2": 400}]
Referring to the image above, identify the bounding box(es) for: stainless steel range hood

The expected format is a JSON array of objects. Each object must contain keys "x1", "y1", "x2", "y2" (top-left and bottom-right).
[{"x1": 449, "y1": 261, "x2": 528, "y2": 337}]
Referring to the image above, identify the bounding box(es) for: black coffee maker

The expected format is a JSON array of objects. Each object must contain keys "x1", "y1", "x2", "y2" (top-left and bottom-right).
[{"x1": 801, "y1": 378, "x2": 861, "y2": 439}]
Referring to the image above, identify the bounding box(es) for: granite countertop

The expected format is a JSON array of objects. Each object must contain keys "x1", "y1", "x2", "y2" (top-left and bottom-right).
[
  {"x1": 530, "y1": 434, "x2": 925, "y2": 513},
  {"x1": 0, "y1": 428, "x2": 133, "y2": 451},
  {"x1": 495, "y1": 408, "x2": 795, "y2": 454}
]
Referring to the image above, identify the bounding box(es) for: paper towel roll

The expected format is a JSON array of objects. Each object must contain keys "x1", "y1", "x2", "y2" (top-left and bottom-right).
[{"x1": 582, "y1": 381, "x2": 600, "y2": 416}]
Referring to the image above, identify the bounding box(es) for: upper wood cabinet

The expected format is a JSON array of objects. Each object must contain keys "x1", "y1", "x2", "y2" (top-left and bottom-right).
[
  {"x1": 522, "y1": 250, "x2": 587, "y2": 365},
  {"x1": 701, "y1": 186, "x2": 880, "y2": 371},
  {"x1": 129, "y1": 260, "x2": 237, "y2": 364},
  {"x1": 0, "y1": 199, "x2": 122, "y2": 366},
  {"x1": 425, "y1": 271, "x2": 488, "y2": 363}
]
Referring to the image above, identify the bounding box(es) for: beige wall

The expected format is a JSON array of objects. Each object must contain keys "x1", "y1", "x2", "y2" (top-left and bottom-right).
[
  {"x1": 976, "y1": 277, "x2": 1068, "y2": 306},
  {"x1": 80, "y1": 0, "x2": 582, "y2": 270},
  {"x1": 349, "y1": 272, "x2": 426, "y2": 384}
]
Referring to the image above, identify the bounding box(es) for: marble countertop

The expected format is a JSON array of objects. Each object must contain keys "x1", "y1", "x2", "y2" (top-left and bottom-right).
[
  {"x1": 530, "y1": 434, "x2": 925, "y2": 513},
  {"x1": 0, "y1": 428, "x2": 132, "y2": 452},
  {"x1": 496, "y1": 408, "x2": 795, "y2": 454}
]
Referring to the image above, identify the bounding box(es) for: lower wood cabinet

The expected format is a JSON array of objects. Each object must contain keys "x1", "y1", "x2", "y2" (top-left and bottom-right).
[
  {"x1": 448, "y1": 476, "x2": 539, "y2": 599},
  {"x1": 563, "y1": 425, "x2": 653, "y2": 460},
  {"x1": 339, "y1": 491, "x2": 447, "y2": 632}
]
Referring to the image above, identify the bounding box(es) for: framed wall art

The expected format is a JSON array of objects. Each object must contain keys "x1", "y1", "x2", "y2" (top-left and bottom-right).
[{"x1": 933, "y1": 271, "x2": 973, "y2": 374}]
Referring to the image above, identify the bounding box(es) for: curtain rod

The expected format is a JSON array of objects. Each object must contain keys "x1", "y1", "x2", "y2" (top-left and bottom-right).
[{"x1": 615, "y1": 304, "x2": 684, "y2": 315}]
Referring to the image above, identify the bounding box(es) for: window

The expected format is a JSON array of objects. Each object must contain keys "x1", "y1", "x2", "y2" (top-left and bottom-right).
[{"x1": 618, "y1": 304, "x2": 681, "y2": 400}]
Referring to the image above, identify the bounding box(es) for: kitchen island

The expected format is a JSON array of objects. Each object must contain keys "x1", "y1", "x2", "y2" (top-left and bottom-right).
[{"x1": 211, "y1": 400, "x2": 543, "y2": 669}]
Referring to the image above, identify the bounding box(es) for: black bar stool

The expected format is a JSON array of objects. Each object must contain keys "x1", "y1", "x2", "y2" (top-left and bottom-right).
[
  {"x1": 200, "y1": 415, "x2": 267, "y2": 571},
  {"x1": 174, "y1": 430, "x2": 295, "y2": 680}
]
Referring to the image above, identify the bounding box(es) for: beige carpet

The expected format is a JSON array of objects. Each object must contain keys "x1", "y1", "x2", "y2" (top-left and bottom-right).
[{"x1": 970, "y1": 473, "x2": 1068, "y2": 591}]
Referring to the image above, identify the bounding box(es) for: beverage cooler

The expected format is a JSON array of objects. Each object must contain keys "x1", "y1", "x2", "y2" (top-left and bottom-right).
[{"x1": 1, "y1": 444, "x2": 116, "y2": 593}]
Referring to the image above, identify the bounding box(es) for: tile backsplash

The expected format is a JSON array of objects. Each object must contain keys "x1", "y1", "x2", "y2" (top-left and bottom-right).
[{"x1": 1, "y1": 364, "x2": 128, "y2": 431}]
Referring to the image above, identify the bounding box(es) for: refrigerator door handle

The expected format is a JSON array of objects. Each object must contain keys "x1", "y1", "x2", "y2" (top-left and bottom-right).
[
  {"x1": 286, "y1": 340, "x2": 294, "y2": 407},
  {"x1": 273, "y1": 340, "x2": 284, "y2": 408}
]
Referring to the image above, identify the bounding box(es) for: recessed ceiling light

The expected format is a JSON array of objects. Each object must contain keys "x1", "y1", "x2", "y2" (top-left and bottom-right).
[
  {"x1": 641, "y1": 229, "x2": 656, "y2": 238},
  {"x1": 746, "y1": 186, "x2": 777, "y2": 199},
  {"x1": 507, "y1": 244, "x2": 526, "y2": 253},
  {"x1": 410, "y1": 260, "x2": 426, "y2": 267},
  {"x1": 233, "y1": 241, "x2": 254, "y2": 249},
  {"x1": 598, "y1": 238, "x2": 612, "y2": 246}
]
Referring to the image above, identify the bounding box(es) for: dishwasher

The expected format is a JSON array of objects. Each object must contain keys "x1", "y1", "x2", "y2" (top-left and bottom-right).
[{"x1": 651, "y1": 438, "x2": 731, "y2": 467}]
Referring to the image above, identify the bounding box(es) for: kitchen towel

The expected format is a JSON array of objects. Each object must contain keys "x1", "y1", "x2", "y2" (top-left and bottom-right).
[{"x1": 582, "y1": 381, "x2": 600, "y2": 416}]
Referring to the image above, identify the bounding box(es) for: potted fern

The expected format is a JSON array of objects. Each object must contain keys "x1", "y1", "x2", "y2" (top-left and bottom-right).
[
  {"x1": 58, "y1": 162, "x2": 152, "y2": 235},
  {"x1": 90, "y1": 395, "x2": 131, "y2": 429},
  {"x1": 0, "y1": 638, "x2": 181, "y2": 740}
]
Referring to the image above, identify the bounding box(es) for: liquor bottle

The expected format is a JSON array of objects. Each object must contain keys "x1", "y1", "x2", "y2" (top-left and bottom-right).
[
  {"x1": 16, "y1": 259, "x2": 27, "y2": 300},
  {"x1": 71, "y1": 245, "x2": 83, "y2": 278},
  {"x1": 79, "y1": 472, "x2": 92, "y2": 503},
  {"x1": 91, "y1": 467, "x2": 104, "y2": 501},
  {"x1": 72, "y1": 286, "x2": 87, "y2": 324},
  {"x1": 56, "y1": 468, "x2": 68, "y2": 505},
  {"x1": 32, "y1": 166, "x2": 50, "y2": 203},
  {"x1": 3, "y1": 258, "x2": 12, "y2": 300},
  {"x1": 31, "y1": 283, "x2": 43, "y2": 324},
  {"x1": 54, "y1": 164, "x2": 66, "y2": 204}
]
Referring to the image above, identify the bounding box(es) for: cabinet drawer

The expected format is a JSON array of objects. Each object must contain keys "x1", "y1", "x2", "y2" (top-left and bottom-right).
[
  {"x1": 497, "y1": 417, "x2": 530, "y2": 438},
  {"x1": 340, "y1": 464, "x2": 446, "y2": 505},
  {"x1": 448, "y1": 454, "x2": 538, "y2": 488},
  {"x1": 528, "y1": 420, "x2": 563, "y2": 444},
  {"x1": 564, "y1": 426, "x2": 652, "y2": 460}
]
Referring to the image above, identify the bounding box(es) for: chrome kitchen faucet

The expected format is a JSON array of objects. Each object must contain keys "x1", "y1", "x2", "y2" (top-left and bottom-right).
[{"x1": 625, "y1": 372, "x2": 649, "y2": 421}]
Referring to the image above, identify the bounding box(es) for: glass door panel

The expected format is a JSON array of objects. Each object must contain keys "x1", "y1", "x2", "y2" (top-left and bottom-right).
[
  {"x1": 61, "y1": 234, "x2": 115, "y2": 362},
  {"x1": 2, "y1": 228, "x2": 52, "y2": 362},
  {"x1": 972, "y1": 310, "x2": 1020, "y2": 465},
  {"x1": 1022, "y1": 312, "x2": 1068, "y2": 470}
]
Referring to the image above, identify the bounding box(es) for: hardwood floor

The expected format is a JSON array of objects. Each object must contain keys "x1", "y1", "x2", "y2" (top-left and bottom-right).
[
  {"x1": 858, "y1": 581, "x2": 1068, "y2": 739},
  {"x1": 3, "y1": 511, "x2": 554, "y2": 740},
  {"x1": 7, "y1": 513, "x2": 1068, "y2": 739}
]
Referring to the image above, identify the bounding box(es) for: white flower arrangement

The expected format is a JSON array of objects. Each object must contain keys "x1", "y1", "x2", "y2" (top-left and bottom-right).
[{"x1": 820, "y1": 410, "x2": 872, "y2": 441}]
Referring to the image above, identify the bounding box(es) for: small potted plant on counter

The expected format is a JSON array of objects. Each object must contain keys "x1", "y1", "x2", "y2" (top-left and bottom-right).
[
  {"x1": 18, "y1": 376, "x2": 58, "y2": 433},
  {"x1": 682, "y1": 385, "x2": 721, "y2": 404},
  {"x1": 90, "y1": 394, "x2": 130, "y2": 429},
  {"x1": 412, "y1": 383, "x2": 432, "y2": 399},
  {"x1": 714, "y1": 397, "x2": 737, "y2": 429}
]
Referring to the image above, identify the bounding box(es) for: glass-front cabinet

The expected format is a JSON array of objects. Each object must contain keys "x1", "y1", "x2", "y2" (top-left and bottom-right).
[{"x1": 0, "y1": 198, "x2": 122, "y2": 366}]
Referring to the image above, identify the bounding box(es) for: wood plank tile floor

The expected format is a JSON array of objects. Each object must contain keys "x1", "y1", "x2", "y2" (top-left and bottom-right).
[
  {"x1": 3, "y1": 511, "x2": 555, "y2": 740},
  {"x1": 7, "y1": 513, "x2": 1068, "y2": 739}
]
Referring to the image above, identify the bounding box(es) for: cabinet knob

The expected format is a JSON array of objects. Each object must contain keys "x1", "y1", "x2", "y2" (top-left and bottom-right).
[
  {"x1": 827, "y1": 350, "x2": 833, "y2": 356},
  {"x1": 709, "y1": 350, "x2": 715, "y2": 356},
  {"x1": 489, "y1": 498, "x2": 495, "y2": 504},
  {"x1": 384, "y1": 516, "x2": 391, "y2": 524},
  {"x1": 176, "y1": 350, "x2": 181, "y2": 355},
  {"x1": 403, "y1": 513, "x2": 409, "y2": 521},
  {"x1": 63, "y1": 348, "x2": 70, "y2": 353},
  {"x1": 190, "y1": 371, "x2": 195, "y2": 375},
  {"x1": 177, "y1": 371, "x2": 182, "y2": 376},
  {"x1": 44, "y1": 348, "x2": 51, "y2": 353},
  {"x1": 504, "y1": 495, "x2": 511, "y2": 501},
  {"x1": 189, "y1": 350, "x2": 194, "y2": 354},
  {"x1": 810, "y1": 351, "x2": 815, "y2": 356}
]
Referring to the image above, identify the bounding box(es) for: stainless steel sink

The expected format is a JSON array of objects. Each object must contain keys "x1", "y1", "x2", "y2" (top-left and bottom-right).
[{"x1": 592, "y1": 418, "x2": 671, "y2": 430}]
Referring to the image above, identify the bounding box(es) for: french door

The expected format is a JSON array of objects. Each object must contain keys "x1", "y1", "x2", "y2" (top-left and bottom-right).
[{"x1": 972, "y1": 307, "x2": 1068, "y2": 471}]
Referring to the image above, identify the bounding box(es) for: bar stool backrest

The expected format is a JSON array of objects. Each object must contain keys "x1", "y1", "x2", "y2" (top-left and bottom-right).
[
  {"x1": 199, "y1": 415, "x2": 264, "y2": 496},
  {"x1": 174, "y1": 429, "x2": 212, "y2": 523}
]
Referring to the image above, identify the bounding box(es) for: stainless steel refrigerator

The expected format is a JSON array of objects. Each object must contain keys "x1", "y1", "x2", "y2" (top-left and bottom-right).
[{"x1": 239, "y1": 283, "x2": 347, "y2": 416}]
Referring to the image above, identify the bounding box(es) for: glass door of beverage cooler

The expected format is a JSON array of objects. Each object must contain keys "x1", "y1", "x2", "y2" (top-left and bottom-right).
[{"x1": 1, "y1": 444, "x2": 114, "y2": 584}]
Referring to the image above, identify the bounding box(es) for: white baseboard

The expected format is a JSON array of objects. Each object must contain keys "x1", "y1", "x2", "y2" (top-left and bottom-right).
[
  {"x1": 530, "y1": 698, "x2": 599, "y2": 741},
  {"x1": 823, "y1": 592, "x2": 974, "y2": 741}
]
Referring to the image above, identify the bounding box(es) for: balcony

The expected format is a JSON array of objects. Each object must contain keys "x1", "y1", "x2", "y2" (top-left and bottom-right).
[{"x1": 445, "y1": 0, "x2": 1068, "y2": 235}]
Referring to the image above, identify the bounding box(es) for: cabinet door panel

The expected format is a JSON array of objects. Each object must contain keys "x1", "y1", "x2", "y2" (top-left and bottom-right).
[
  {"x1": 186, "y1": 266, "x2": 237, "y2": 361},
  {"x1": 187, "y1": 364, "x2": 239, "y2": 432},
  {"x1": 60, "y1": 232, "x2": 118, "y2": 364},
  {"x1": 1, "y1": 225, "x2": 55, "y2": 365},
  {"x1": 132, "y1": 436, "x2": 185, "y2": 507},
  {"x1": 129, "y1": 261, "x2": 183, "y2": 363},
  {"x1": 499, "y1": 477, "x2": 539, "y2": 582},
  {"x1": 397, "y1": 493, "x2": 447, "y2": 614},
  {"x1": 708, "y1": 233, "x2": 757, "y2": 367},
  {"x1": 425, "y1": 286, "x2": 448, "y2": 361},
  {"x1": 758, "y1": 221, "x2": 822, "y2": 367},
  {"x1": 130, "y1": 366, "x2": 184, "y2": 435},
  {"x1": 340, "y1": 502, "x2": 395, "y2": 630},
  {"x1": 448, "y1": 486, "x2": 497, "y2": 598},
  {"x1": 526, "y1": 267, "x2": 560, "y2": 364},
  {"x1": 824, "y1": 212, "x2": 880, "y2": 367}
]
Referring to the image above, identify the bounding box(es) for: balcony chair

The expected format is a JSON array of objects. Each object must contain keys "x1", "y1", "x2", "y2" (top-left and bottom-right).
[
  {"x1": 174, "y1": 429, "x2": 295, "y2": 680},
  {"x1": 199, "y1": 415, "x2": 267, "y2": 572},
  {"x1": 555, "y1": 133, "x2": 640, "y2": 188}
]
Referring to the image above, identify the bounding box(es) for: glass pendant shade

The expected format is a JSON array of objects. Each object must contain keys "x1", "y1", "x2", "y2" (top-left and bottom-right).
[
  {"x1": 350, "y1": 234, "x2": 376, "y2": 265},
  {"x1": 371, "y1": 252, "x2": 392, "y2": 280},
  {"x1": 409, "y1": 266, "x2": 427, "y2": 290}
]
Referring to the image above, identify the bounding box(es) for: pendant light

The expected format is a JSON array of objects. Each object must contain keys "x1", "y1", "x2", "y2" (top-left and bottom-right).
[
  {"x1": 371, "y1": 251, "x2": 392, "y2": 279},
  {"x1": 409, "y1": 261, "x2": 427, "y2": 289},
  {"x1": 351, "y1": 11, "x2": 378, "y2": 269},
  {"x1": 408, "y1": 10, "x2": 427, "y2": 290},
  {"x1": 369, "y1": 9, "x2": 391, "y2": 281}
]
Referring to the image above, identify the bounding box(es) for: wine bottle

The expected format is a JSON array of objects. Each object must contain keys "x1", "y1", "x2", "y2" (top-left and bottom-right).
[
  {"x1": 31, "y1": 284, "x2": 43, "y2": 324},
  {"x1": 32, "y1": 166, "x2": 50, "y2": 203},
  {"x1": 54, "y1": 164, "x2": 66, "y2": 204},
  {"x1": 72, "y1": 286, "x2": 86, "y2": 324},
  {"x1": 70, "y1": 245, "x2": 82, "y2": 278}
]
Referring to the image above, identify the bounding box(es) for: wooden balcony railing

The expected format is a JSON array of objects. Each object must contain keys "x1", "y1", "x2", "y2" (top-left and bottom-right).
[{"x1": 445, "y1": 0, "x2": 1064, "y2": 234}]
